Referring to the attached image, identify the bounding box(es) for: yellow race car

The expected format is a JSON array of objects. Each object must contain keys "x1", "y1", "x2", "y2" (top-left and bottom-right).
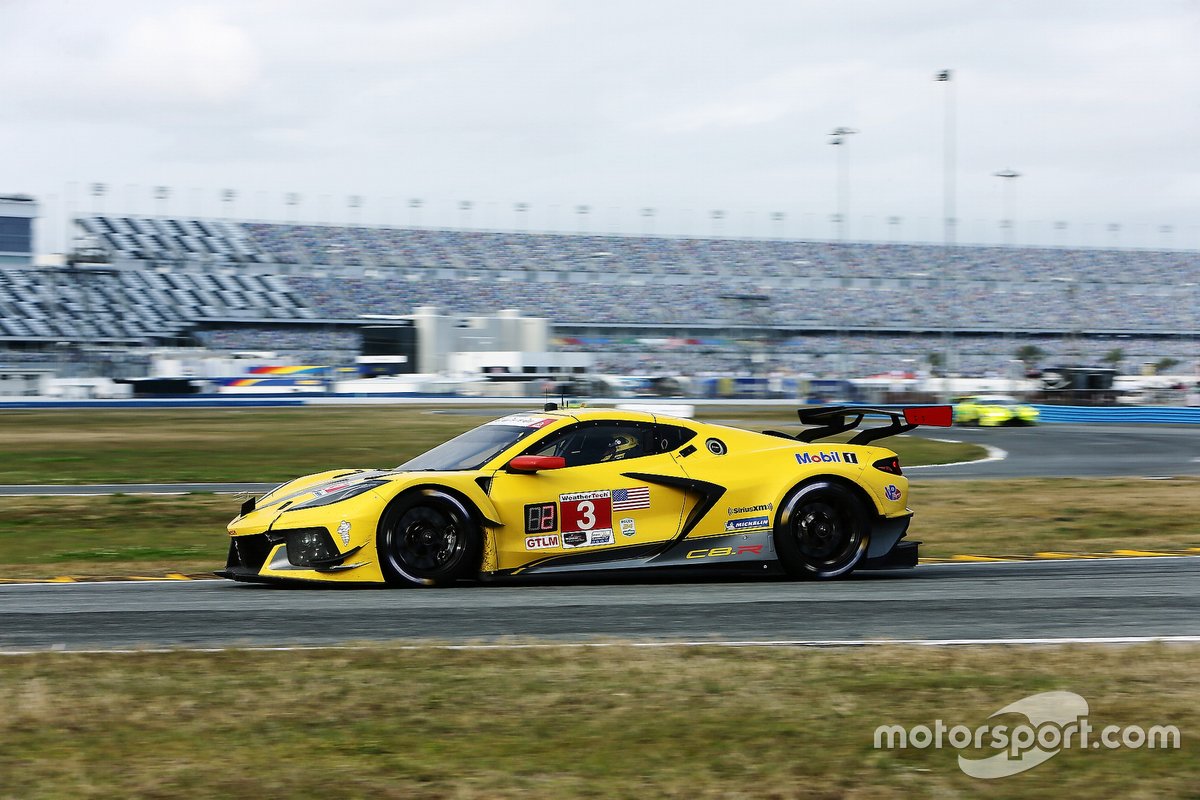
[
  {"x1": 953, "y1": 395, "x2": 1040, "y2": 427},
  {"x1": 220, "y1": 404, "x2": 952, "y2": 586}
]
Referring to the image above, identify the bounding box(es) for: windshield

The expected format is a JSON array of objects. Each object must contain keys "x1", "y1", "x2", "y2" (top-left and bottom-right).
[
  {"x1": 396, "y1": 424, "x2": 543, "y2": 472},
  {"x1": 978, "y1": 397, "x2": 1017, "y2": 406}
]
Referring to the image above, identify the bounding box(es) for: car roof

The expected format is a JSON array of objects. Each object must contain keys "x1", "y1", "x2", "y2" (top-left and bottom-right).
[
  {"x1": 558, "y1": 406, "x2": 659, "y2": 423},
  {"x1": 506, "y1": 406, "x2": 699, "y2": 426}
]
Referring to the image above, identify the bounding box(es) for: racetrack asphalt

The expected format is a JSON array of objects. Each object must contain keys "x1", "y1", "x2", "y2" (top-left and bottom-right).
[
  {"x1": 1, "y1": 423, "x2": 1197, "y2": 497},
  {"x1": 905, "y1": 423, "x2": 1200, "y2": 479},
  {"x1": 2, "y1": 557, "x2": 1197, "y2": 651}
]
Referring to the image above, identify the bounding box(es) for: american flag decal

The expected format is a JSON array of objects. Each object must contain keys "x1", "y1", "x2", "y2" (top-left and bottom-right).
[{"x1": 612, "y1": 486, "x2": 650, "y2": 511}]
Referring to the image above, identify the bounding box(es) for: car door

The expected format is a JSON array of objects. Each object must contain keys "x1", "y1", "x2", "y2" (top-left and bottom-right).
[{"x1": 487, "y1": 420, "x2": 690, "y2": 571}]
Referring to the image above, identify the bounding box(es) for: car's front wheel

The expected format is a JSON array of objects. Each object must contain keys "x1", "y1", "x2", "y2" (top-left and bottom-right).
[
  {"x1": 377, "y1": 489, "x2": 480, "y2": 587},
  {"x1": 774, "y1": 480, "x2": 870, "y2": 580}
]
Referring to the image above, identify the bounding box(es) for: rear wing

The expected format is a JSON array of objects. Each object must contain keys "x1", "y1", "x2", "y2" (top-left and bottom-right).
[{"x1": 768, "y1": 405, "x2": 953, "y2": 446}]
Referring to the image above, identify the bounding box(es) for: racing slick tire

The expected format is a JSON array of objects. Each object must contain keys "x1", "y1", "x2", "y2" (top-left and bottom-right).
[
  {"x1": 377, "y1": 489, "x2": 481, "y2": 587},
  {"x1": 774, "y1": 480, "x2": 870, "y2": 580}
]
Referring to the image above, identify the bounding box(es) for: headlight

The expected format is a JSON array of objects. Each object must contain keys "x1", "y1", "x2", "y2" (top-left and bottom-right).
[
  {"x1": 284, "y1": 528, "x2": 340, "y2": 567},
  {"x1": 288, "y1": 480, "x2": 385, "y2": 510}
]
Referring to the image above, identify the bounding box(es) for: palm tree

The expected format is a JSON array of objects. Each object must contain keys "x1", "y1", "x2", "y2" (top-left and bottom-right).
[
  {"x1": 1015, "y1": 344, "x2": 1045, "y2": 368},
  {"x1": 1102, "y1": 348, "x2": 1125, "y2": 371}
]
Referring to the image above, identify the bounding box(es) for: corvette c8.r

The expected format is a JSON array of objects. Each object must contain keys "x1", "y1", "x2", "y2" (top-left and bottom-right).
[{"x1": 221, "y1": 404, "x2": 952, "y2": 586}]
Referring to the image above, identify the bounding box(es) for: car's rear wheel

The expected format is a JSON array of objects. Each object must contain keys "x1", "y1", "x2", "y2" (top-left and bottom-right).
[
  {"x1": 377, "y1": 489, "x2": 480, "y2": 587},
  {"x1": 774, "y1": 481, "x2": 870, "y2": 580}
]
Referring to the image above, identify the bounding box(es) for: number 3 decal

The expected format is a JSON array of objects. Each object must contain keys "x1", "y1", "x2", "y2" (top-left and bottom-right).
[
  {"x1": 560, "y1": 492, "x2": 612, "y2": 534},
  {"x1": 577, "y1": 500, "x2": 596, "y2": 530}
]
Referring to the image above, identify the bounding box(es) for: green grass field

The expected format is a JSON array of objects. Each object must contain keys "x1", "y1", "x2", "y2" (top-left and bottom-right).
[
  {"x1": 0, "y1": 478, "x2": 1195, "y2": 579},
  {"x1": 0, "y1": 406, "x2": 982, "y2": 484},
  {"x1": 0, "y1": 407, "x2": 1195, "y2": 578},
  {"x1": 0, "y1": 408, "x2": 1194, "y2": 796},
  {"x1": 0, "y1": 643, "x2": 1194, "y2": 798}
]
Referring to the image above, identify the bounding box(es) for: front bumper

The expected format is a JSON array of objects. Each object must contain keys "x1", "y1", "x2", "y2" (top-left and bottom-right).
[{"x1": 222, "y1": 501, "x2": 387, "y2": 585}]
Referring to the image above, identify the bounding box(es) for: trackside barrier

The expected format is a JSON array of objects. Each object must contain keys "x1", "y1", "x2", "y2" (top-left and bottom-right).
[
  {"x1": 1032, "y1": 405, "x2": 1200, "y2": 424},
  {"x1": 1, "y1": 397, "x2": 1198, "y2": 423},
  {"x1": 0, "y1": 398, "x2": 308, "y2": 409}
]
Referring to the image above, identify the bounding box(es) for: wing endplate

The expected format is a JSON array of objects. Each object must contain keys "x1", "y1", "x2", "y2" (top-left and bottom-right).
[{"x1": 793, "y1": 405, "x2": 952, "y2": 445}]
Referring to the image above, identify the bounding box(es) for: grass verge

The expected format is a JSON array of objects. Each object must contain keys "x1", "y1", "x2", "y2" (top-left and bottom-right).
[
  {"x1": 0, "y1": 478, "x2": 1195, "y2": 578},
  {"x1": 0, "y1": 407, "x2": 984, "y2": 484},
  {"x1": 0, "y1": 643, "x2": 1195, "y2": 798},
  {"x1": 911, "y1": 477, "x2": 1200, "y2": 558}
]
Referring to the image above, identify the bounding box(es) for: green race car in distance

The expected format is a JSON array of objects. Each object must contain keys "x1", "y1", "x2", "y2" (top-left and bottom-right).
[{"x1": 953, "y1": 395, "x2": 1040, "y2": 427}]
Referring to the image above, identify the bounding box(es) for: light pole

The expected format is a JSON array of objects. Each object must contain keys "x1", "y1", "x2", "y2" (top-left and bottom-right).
[
  {"x1": 575, "y1": 205, "x2": 590, "y2": 234},
  {"x1": 935, "y1": 69, "x2": 957, "y2": 382},
  {"x1": 993, "y1": 169, "x2": 1020, "y2": 377},
  {"x1": 828, "y1": 127, "x2": 858, "y2": 242},
  {"x1": 710, "y1": 209, "x2": 725, "y2": 237},
  {"x1": 90, "y1": 182, "x2": 107, "y2": 217},
  {"x1": 640, "y1": 207, "x2": 656, "y2": 236},
  {"x1": 1160, "y1": 224, "x2": 1174, "y2": 250},
  {"x1": 514, "y1": 202, "x2": 529, "y2": 231},
  {"x1": 771, "y1": 211, "x2": 786, "y2": 239},
  {"x1": 409, "y1": 198, "x2": 423, "y2": 227},
  {"x1": 993, "y1": 169, "x2": 1020, "y2": 246},
  {"x1": 830, "y1": 126, "x2": 858, "y2": 381},
  {"x1": 285, "y1": 192, "x2": 301, "y2": 223},
  {"x1": 1054, "y1": 220, "x2": 1068, "y2": 248},
  {"x1": 221, "y1": 189, "x2": 236, "y2": 219},
  {"x1": 348, "y1": 195, "x2": 363, "y2": 226},
  {"x1": 459, "y1": 200, "x2": 473, "y2": 229},
  {"x1": 153, "y1": 186, "x2": 170, "y2": 217}
]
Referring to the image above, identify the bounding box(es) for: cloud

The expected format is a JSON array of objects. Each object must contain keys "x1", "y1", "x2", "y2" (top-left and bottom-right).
[
  {"x1": 0, "y1": 3, "x2": 261, "y2": 118},
  {"x1": 103, "y1": 5, "x2": 261, "y2": 105}
]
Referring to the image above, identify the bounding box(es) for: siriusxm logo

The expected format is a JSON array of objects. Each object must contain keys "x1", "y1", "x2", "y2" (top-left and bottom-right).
[{"x1": 728, "y1": 503, "x2": 773, "y2": 515}]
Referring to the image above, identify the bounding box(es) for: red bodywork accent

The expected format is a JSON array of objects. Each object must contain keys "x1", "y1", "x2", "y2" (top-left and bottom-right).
[
  {"x1": 903, "y1": 405, "x2": 953, "y2": 427},
  {"x1": 508, "y1": 455, "x2": 567, "y2": 473}
]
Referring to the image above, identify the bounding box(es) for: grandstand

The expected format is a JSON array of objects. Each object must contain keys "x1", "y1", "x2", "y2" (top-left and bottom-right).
[{"x1": 1, "y1": 213, "x2": 1197, "y2": 378}]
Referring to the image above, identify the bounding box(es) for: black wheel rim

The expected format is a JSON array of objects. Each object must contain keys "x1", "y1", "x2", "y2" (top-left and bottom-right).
[
  {"x1": 793, "y1": 500, "x2": 859, "y2": 567},
  {"x1": 388, "y1": 505, "x2": 464, "y2": 575}
]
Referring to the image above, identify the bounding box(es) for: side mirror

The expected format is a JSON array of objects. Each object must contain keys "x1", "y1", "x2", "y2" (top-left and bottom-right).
[{"x1": 507, "y1": 455, "x2": 567, "y2": 473}]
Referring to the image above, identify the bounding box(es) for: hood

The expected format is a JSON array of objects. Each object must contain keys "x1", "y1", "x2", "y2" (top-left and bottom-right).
[{"x1": 255, "y1": 468, "x2": 396, "y2": 512}]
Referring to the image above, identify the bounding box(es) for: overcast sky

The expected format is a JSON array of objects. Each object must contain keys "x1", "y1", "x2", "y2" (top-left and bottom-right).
[{"x1": 2, "y1": 0, "x2": 1197, "y2": 252}]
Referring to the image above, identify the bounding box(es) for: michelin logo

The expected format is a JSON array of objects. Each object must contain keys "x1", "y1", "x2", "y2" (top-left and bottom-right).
[{"x1": 725, "y1": 516, "x2": 771, "y2": 532}]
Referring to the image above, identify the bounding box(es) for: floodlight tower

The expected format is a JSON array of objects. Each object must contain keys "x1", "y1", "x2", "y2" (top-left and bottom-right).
[
  {"x1": 993, "y1": 169, "x2": 1021, "y2": 246},
  {"x1": 828, "y1": 127, "x2": 858, "y2": 242},
  {"x1": 993, "y1": 168, "x2": 1021, "y2": 377},
  {"x1": 829, "y1": 126, "x2": 858, "y2": 381},
  {"x1": 935, "y1": 69, "x2": 958, "y2": 386}
]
